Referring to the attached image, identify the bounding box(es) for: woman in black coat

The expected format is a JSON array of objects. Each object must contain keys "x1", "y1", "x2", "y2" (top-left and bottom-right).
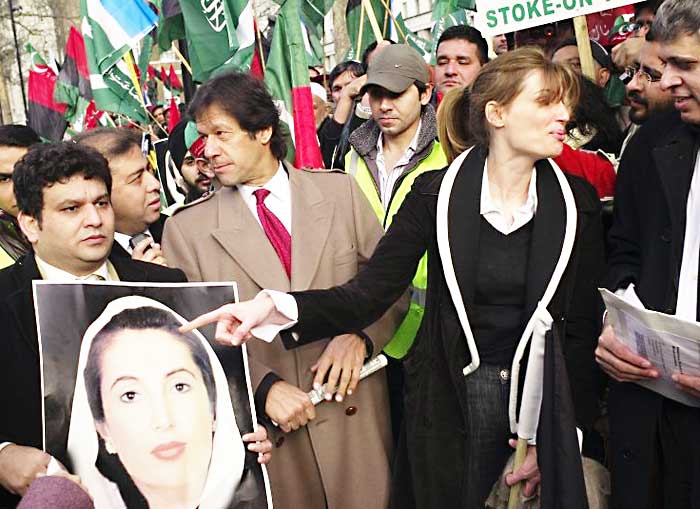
[{"x1": 187, "y1": 48, "x2": 605, "y2": 508}]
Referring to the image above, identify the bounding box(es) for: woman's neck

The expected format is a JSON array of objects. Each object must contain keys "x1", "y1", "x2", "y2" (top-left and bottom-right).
[{"x1": 485, "y1": 143, "x2": 536, "y2": 224}]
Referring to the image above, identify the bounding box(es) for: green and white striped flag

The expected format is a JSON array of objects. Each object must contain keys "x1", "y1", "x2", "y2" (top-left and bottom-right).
[{"x1": 81, "y1": 0, "x2": 157, "y2": 122}]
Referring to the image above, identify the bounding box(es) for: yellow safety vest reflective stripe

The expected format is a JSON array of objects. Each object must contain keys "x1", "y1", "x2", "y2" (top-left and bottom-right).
[{"x1": 346, "y1": 141, "x2": 447, "y2": 358}]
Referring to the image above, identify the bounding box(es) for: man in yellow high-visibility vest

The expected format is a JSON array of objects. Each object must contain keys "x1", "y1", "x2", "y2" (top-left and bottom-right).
[
  {"x1": 0, "y1": 125, "x2": 40, "y2": 269},
  {"x1": 344, "y1": 45, "x2": 448, "y2": 439}
]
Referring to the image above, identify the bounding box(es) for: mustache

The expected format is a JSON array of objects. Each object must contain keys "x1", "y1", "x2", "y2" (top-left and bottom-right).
[{"x1": 628, "y1": 90, "x2": 648, "y2": 106}]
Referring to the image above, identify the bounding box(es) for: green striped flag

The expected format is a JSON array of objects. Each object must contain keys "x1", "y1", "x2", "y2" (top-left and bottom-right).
[
  {"x1": 265, "y1": 0, "x2": 323, "y2": 168},
  {"x1": 81, "y1": 0, "x2": 157, "y2": 123},
  {"x1": 299, "y1": 0, "x2": 332, "y2": 66},
  {"x1": 178, "y1": 0, "x2": 256, "y2": 83},
  {"x1": 345, "y1": 0, "x2": 389, "y2": 61}
]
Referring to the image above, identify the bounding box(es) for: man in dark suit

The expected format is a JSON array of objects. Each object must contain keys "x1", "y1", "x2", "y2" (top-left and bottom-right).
[
  {"x1": 0, "y1": 142, "x2": 186, "y2": 507},
  {"x1": 74, "y1": 128, "x2": 169, "y2": 266},
  {"x1": 598, "y1": 1, "x2": 700, "y2": 506}
]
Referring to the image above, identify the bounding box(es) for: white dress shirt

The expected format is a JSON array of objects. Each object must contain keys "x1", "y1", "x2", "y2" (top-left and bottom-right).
[
  {"x1": 676, "y1": 151, "x2": 700, "y2": 321},
  {"x1": 34, "y1": 255, "x2": 116, "y2": 281},
  {"x1": 238, "y1": 163, "x2": 292, "y2": 234},
  {"x1": 114, "y1": 229, "x2": 153, "y2": 256},
  {"x1": 375, "y1": 121, "x2": 421, "y2": 210},
  {"x1": 480, "y1": 161, "x2": 538, "y2": 235}
]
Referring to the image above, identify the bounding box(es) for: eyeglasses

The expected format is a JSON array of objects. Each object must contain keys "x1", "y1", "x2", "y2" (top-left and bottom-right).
[{"x1": 621, "y1": 65, "x2": 662, "y2": 85}]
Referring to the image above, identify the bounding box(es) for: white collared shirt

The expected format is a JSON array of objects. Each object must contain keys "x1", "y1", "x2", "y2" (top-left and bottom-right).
[
  {"x1": 34, "y1": 254, "x2": 115, "y2": 281},
  {"x1": 480, "y1": 161, "x2": 538, "y2": 235},
  {"x1": 676, "y1": 151, "x2": 700, "y2": 321},
  {"x1": 114, "y1": 229, "x2": 153, "y2": 256},
  {"x1": 375, "y1": 121, "x2": 421, "y2": 210},
  {"x1": 238, "y1": 163, "x2": 292, "y2": 234}
]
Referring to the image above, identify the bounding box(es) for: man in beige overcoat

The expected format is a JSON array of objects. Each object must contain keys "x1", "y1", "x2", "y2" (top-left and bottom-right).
[{"x1": 162, "y1": 71, "x2": 405, "y2": 509}]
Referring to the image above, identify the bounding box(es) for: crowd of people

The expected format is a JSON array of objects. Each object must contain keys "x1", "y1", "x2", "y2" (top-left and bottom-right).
[{"x1": 0, "y1": 0, "x2": 699, "y2": 507}]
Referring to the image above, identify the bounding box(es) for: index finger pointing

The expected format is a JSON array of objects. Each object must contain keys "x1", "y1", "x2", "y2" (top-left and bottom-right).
[{"x1": 180, "y1": 309, "x2": 224, "y2": 333}]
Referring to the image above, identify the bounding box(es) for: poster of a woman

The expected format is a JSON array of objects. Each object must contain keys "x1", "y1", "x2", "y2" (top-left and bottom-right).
[{"x1": 34, "y1": 282, "x2": 272, "y2": 509}]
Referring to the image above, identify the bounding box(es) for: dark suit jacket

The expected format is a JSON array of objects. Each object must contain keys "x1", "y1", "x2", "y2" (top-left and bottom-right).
[
  {"x1": 109, "y1": 213, "x2": 168, "y2": 260},
  {"x1": 289, "y1": 146, "x2": 605, "y2": 508},
  {"x1": 606, "y1": 111, "x2": 700, "y2": 508},
  {"x1": 0, "y1": 253, "x2": 185, "y2": 507}
]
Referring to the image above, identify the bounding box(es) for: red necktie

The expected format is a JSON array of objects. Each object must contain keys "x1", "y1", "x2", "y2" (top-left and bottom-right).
[{"x1": 253, "y1": 188, "x2": 291, "y2": 278}]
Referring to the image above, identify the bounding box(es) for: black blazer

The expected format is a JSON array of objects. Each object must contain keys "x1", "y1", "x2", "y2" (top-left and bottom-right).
[
  {"x1": 289, "y1": 146, "x2": 605, "y2": 508},
  {"x1": 606, "y1": 111, "x2": 700, "y2": 508},
  {"x1": 0, "y1": 253, "x2": 185, "y2": 507}
]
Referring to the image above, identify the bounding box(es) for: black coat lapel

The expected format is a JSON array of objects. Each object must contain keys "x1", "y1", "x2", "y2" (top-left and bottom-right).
[
  {"x1": 6, "y1": 255, "x2": 42, "y2": 356},
  {"x1": 447, "y1": 145, "x2": 486, "y2": 309},
  {"x1": 653, "y1": 126, "x2": 698, "y2": 299},
  {"x1": 524, "y1": 160, "x2": 566, "y2": 318},
  {"x1": 109, "y1": 254, "x2": 149, "y2": 282}
]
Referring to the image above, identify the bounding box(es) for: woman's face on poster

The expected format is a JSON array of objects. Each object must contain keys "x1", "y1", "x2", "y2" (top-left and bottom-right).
[{"x1": 95, "y1": 328, "x2": 214, "y2": 496}]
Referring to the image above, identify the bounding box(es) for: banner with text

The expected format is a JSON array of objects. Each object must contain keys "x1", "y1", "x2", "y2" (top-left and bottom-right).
[{"x1": 474, "y1": 0, "x2": 643, "y2": 37}]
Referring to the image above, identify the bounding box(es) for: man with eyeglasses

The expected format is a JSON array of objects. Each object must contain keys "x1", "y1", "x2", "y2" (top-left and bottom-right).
[{"x1": 619, "y1": 28, "x2": 675, "y2": 155}]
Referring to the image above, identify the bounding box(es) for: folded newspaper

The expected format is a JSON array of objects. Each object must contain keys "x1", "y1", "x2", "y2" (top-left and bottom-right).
[{"x1": 600, "y1": 286, "x2": 700, "y2": 408}]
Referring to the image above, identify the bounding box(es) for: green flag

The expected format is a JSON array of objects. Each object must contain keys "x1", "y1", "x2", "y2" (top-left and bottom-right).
[
  {"x1": 178, "y1": 0, "x2": 256, "y2": 83},
  {"x1": 430, "y1": 8, "x2": 474, "y2": 64},
  {"x1": 299, "y1": 0, "x2": 332, "y2": 66},
  {"x1": 156, "y1": 0, "x2": 186, "y2": 51},
  {"x1": 345, "y1": 0, "x2": 389, "y2": 61},
  {"x1": 393, "y1": 13, "x2": 432, "y2": 59}
]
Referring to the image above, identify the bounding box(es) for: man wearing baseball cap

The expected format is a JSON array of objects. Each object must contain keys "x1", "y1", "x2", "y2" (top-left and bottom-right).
[{"x1": 344, "y1": 44, "x2": 448, "y2": 439}]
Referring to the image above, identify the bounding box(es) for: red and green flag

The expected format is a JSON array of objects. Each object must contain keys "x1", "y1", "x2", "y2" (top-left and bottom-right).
[
  {"x1": 26, "y1": 43, "x2": 68, "y2": 141},
  {"x1": 265, "y1": 0, "x2": 323, "y2": 168},
  {"x1": 168, "y1": 64, "x2": 183, "y2": 91},
  {"x1": 54, "y1": 26, "x2": 93, "y2": 124},
  {"x1": 167, "y1": 96, "x2": 181, "y2": 132}
]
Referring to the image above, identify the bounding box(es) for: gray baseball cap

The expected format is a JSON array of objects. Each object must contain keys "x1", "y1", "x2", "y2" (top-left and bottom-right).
[{"x1": 361, "y1": 44, "x2": 430, "y2": 95}]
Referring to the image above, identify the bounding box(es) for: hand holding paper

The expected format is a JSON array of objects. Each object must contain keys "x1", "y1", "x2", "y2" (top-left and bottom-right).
[{"x1": 596, "y1": 324, "x2": 659, "y2": 382}]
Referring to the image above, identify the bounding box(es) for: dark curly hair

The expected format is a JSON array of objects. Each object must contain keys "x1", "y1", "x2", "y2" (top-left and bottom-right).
[
  {"x1": 13, "y1": 142, "x2": 112, "y2": 222},
  {"x1": 0, "y1": 124, "x2": 41, "y2": 148},
  {"x1": 188, "y1": 70, "x2": 287, "y2": 160},
  {"x1": 84, "y1": 306, "x2": 217, "y2": 422}
]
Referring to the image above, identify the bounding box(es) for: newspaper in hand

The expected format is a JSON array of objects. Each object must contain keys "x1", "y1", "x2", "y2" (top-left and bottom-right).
[{"x1": 600, "y1": 286, "x2": 700, "y2": 408}]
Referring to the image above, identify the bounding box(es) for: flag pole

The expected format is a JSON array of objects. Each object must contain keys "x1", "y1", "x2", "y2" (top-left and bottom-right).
[
  {"x1": 574, "y1": 15, "x2": 596, "y2": 81},
  {"x1": 374, "y1": 0, "x2": 408, "y2": 43},
  {"x1": 124, "y1": 50, "x2": 167, "y2": 133},
  {"x1": 357, "y1": 0, "x2": 366, "y2": 60},
  {"x1": 171, "y1": 42, "x2": 193, "y2": 75},
  {"x1": 362, "y1": 0, "x2": 385, "y2": 43},
  {"x1": 251, "y1": 5, "x2": 266, "y2": 72},
  {"x1": 507, "y1": 439, "x2": 529, "y2": 508}
]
